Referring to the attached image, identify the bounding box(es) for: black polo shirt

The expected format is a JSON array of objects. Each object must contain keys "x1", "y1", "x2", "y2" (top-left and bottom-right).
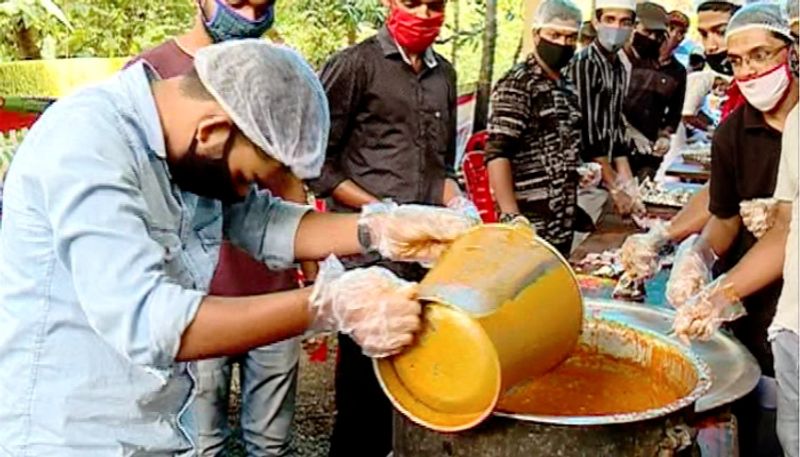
[
  {"x1": 308, "y1": 26, "x2": 457, "y2": 210},
  {"x1": 709, "y1": 103, "x2": 784, "y2": 376}
]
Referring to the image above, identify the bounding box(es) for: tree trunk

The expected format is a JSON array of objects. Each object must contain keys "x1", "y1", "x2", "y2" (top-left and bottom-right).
[
  {"x1": 347, "y1": 26, "x2": 357, "y2": 45},
  {"x1": 473, "y1": 0, "x2": 497, "y2": 132},
  {"x1": 14, "y1": 19, "x2": 42, "y2": 60},
  {"x1": 451, "y1": 0, "x2": 460, "y2": 66},
  {"x1": 512, "y1": 35, "x2": 523, "y2": 65}
]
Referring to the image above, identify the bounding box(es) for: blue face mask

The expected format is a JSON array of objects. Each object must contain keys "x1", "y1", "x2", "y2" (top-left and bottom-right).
[{"x1": 201, "y1": 0, "x2": 275, "y2": 43}]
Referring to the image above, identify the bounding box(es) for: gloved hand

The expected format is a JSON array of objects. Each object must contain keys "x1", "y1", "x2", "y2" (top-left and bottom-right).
[
  {"x1": 611, "y1": 177, "x2": 646, "y2": 216},
  {"x1": 626, "y1": 124, "x2": 653, "y2": 155},
  {"x1": 359, "y1": 201, "x2": 477, "y2": 265},
  {"x1": 740, "y1": 198, "x2": 778, "y2": 239},
  {"x1": 577, "y1": 162, "x2": 603, "y2": 189},
  {"x1": 672, "y1": 275, "x2": 747, "y2": 344},
  {"x1": 445, "y1": 195, "x2": 482, "y2": 224},
  {"x1": 653, "y1": 136, "x2": 671, "y2": 157},
  {"x1": 308, "y1": 255, "x2": 421, "y2": 358},
  {"x1": 666, "y1": 235, "x2": 718, "y2": 309},
  {"x1": 620, "y1": 220, "x2": 671, "y2": 280}
]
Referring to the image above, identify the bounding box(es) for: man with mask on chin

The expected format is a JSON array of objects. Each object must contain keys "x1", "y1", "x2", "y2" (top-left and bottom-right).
[
  {"x1": 619, "y1": 3, "x2": 683, "y2": 180},
  {"x1": 565, "y1": 0, "x2": 640, "y2": 218},
  {"x1": 0, "y1": 40, "x2": 476, "y2": 456},
  {"x1": 485, "y1": 0, "x2": 583, "y2": 256},
  {"x1": 666, "y1": 4, "x2": 798, "y2": 455},
  {"x1": 130, "y1": 2, "x2": 309, "y2": 456},
  {"x1": 307, "y1": 0, "x2": 467, "y2": 455}
]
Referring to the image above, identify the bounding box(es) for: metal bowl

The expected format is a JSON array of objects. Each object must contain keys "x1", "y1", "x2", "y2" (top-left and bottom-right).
[{"x1": 495, "y1": 318, "x2": 712, "y2": 425}]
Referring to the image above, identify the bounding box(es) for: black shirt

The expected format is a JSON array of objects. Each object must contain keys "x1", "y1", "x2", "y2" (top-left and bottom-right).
[
  {"x1": 307, "y1": 26, "x2": 457, "y2": 210},
  {"x1": 709, "y1": 103, "x2": 783, "y2": 376},
  {"x1": 622, "y1": 51, "x2": 686, "y2": 141},
  {"x1": 485, "y1": 55, "x2": 581, "y2": 250}
]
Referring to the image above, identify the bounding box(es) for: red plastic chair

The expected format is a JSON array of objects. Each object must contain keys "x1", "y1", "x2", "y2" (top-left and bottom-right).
[{"x1": 460, "y1": 131, "x2": 497, "y2": 223}]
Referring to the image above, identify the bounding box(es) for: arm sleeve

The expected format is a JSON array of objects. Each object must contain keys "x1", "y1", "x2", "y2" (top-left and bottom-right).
[
  {"x1": 566, "y1": 56, "x2": 603, "y2": 162},
  {"x1": 484, "y1": 74, "x2": 530, "y2": 163},
  {"x1": 682, "y1": 72, "x2": 714, "y2": 116},
  {"x1": 306, "y1": 50, "x2": 364, "y2": 196},
  {"x1": 665, "y1": 68, "x2": 687, "y2": 132},
  {"x1": 773, "y1": 108, "x2": 799, "y2": 202},
  {"x1": 45, "y1": 118, "x2": 203, "y2": 371},
  {"x1": 224, "y1": 188, "x2": 311, "y2": 270},
  {"x1": 708, "y1": 125, "x2": 740, "y2": 218}
]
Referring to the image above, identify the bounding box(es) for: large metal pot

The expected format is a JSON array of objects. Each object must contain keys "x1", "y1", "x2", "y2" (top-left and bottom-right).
[
  {"x1": 393, "y1": 318, "x2": 712, "y2": 457},
  {"x1": 375, "y1": 223, "x2": 584, "y2": 431}
]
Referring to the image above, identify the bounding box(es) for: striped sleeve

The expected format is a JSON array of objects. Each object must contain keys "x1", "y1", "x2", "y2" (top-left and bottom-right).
[
  {"x1": 567, "y1": 53, "x2": 600, "y2": 162},
  {"x1": 485, "y1": 70, "x2": 531, "y2": 162}
]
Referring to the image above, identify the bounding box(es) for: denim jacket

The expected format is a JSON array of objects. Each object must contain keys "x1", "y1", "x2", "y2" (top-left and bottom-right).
[{"x1": 0, "y1": 64, "x2": 310, "y2": 456}]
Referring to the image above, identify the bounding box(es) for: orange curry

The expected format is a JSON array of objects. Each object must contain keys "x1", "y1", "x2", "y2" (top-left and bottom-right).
[{"x1": 496, "y1": 348, "x2": 684, "y2": 416}]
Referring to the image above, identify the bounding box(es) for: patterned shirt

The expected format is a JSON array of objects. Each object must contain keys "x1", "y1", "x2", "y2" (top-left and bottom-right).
[
  {"x1": 485, "y1": 55, "x2": 582, "y2": 250},
  {"x1": 565, "y1": 41, "x2": 630, "y2": 162}
]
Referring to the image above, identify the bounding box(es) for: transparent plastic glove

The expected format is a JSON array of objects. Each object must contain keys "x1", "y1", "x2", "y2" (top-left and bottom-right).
[
  {"x1": 612, "y1": 177, "x2": 646, "y2": 216},
  {"x1": 577, "y1": 162, "x2": 603, "y2": 189},
  {"x1": 666, "y1": 235, "x2": 718, "y2": 309},
  {"x1": 308, "y1": 255, "x2": 421, "y2": 358},
  {"x1": 620, "y1": 220, "x2": 671, "y2": 280},
  {"x1": 672, "y1": 275, "x2": 747, "y2": 344},
  {"x1": 740, "y1": 198, "x2": 778, "y2": 239},
  {"x1": 626, "y1": 125, "x2": 653, "y2": 155},
  {"x1": 446, "y1": 196, "x2": 482, "y2": 224},
  {"x1": 359, "y1": 201, "x2": 477, "y2": 265},
  {"x1": 653, "y1": 137, "x2": 671, "y2": 157}
]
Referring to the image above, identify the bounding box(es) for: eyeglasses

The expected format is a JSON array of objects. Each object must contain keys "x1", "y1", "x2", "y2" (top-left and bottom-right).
[
  {"x1": 729, "y1": 46, "x2": 788, "y2": 71},
  {"x1": 398, "y1": 0, "x2": 446, "y2": 13}
]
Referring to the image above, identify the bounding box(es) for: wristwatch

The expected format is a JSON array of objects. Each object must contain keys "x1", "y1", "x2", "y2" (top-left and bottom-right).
[
  {"x1": 499, "y1": 213, "x2": 522, "y2": 224},
  {"x1": 357, "y1": 223, "x2": 374, "y2": 253}
]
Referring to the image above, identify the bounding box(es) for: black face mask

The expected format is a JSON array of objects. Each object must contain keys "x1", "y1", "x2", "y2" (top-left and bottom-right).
[
  {"x1": 632, "y1": 32, "x2": 661, "y2": 60},
  {"x1": 536, "y1": 38, "x2": 575, "y2": 72},
  {"x1": 706, "y1": 51, "x2": 733, "y2": 76},
  {"x1": 168, "y1": 127, "x2": 243, "y2": 204}
]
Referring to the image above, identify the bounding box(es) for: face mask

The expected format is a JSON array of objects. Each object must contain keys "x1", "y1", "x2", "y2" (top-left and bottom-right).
[
  {"x1": 200, "y1": 0, "x2": 275, "y2": 43},
  {"x1": 169, "y1": 128, "x2": 243, "y2": 203},
  {"x1": 386, "y1": 7, "x2": 445, "y2": 54},
  {"x1": 737, "y1": 63, "x2": 792, "y2": 112},
  {"x1": 706, "y1": 51, "x2": 733, "y2": 76},
  {"x1": 595, "y1": 25, "x2": 632, "y2": 53},
  {"x1": 632, "y1": 32, "x2": 661, "y2": 60},
  {"x1": 536, "y1": 37, "x2": 575, "y2": 72}
]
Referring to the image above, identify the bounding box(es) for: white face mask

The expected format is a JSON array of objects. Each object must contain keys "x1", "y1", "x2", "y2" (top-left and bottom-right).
[{"x1": 737, "y1": 63, "x2": 793, "y2": 112}]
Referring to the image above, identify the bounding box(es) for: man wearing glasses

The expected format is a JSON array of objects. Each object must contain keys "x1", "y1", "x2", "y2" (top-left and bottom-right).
[
  {"x1": 667, "y1": 4, "x2": 797, "y2": 455},
  {"x1": 307, "y1": 0, "x2": 462, "y2": 455}
]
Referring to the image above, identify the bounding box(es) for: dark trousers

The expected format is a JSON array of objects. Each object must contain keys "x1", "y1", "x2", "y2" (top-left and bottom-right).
[
  {"x1": 733, "y1": 388, "x2": 782, "y2": 457},
  {"x1": 329, "y1": 334, "x2": 393, "y2": 457}
]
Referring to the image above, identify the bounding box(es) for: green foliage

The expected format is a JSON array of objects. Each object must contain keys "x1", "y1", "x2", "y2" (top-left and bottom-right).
[{"x1": 0, "y1": 0, "x2": 522, "y2": 86}]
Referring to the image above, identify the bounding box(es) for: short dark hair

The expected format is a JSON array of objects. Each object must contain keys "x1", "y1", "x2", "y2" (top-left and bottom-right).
[
  {"x1": 697, "y1": 2, "x2": 740, "y2": 15},
  {"x1": 180, "y1": 68, "x2": 215, "y2": 101},
  {"x1": 595, "y1": 9, "x2": 637, "y2": 22},
  {"x1": 771, "y1": 32, "x2": 794, "y2": 46}
]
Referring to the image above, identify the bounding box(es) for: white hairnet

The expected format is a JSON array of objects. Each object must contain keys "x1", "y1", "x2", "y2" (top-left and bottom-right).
[
  {"x1": 726, "y1": 2, "x2": 793, "y2": 41},
  {"x1": 596, "y1": 0, "x2": 636, "y2": 12},
  {"x1": 194, "y1": 39, "x2": 330, "y2": 180},
  {"x1": 782, "y1": 0, "x2": 799, "y2": 26},
  {"x1": 533, "y1": 0, "x2": 583, "y2": 31}
]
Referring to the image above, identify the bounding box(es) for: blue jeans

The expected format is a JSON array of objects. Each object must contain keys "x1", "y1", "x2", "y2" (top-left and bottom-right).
[
  {"x1": 773, "y1": 330, "x2": 799, "y2": 457},
  {"x1": 192, "y1": 337, "x2": 300, "y2": 457}
]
